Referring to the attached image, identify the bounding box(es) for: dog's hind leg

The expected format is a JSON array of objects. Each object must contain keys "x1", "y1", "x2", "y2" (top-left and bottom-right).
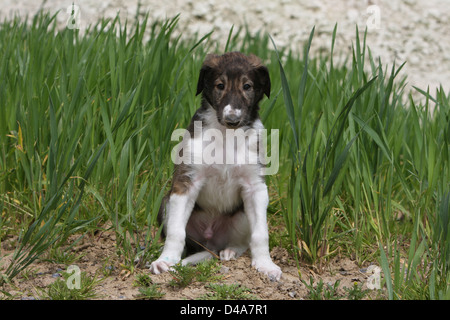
[
  {"x1": 181, "y1": 251, "x2": 215, "y2": 266},
  {"x1": 219, "y1": 246, "x2": 247, "y2": 261},
  {"x1": 219, "y1": 210, "x2": 249, "y2": 261}
]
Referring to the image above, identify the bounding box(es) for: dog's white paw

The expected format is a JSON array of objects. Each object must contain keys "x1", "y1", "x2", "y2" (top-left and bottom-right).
[
  {"x1": 149, "y1": 258, "x2": 176, "y2": 274},
  {"x1": 220, "y1": 248, "x2": 237, "y2": 261},
  {"x1": 252, "y1": 259, "x2": 282, "y2": 281}
]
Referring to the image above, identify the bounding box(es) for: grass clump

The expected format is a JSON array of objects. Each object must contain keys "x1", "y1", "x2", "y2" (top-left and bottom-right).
[
  {"x1": 200, "y1": 283, "x2": 258, "y2": 300},
  {"x1": 302, "y1": 277, "x2": 372, "y2": 300},
  {"x1": 168, "y1": 263, "x2": 198, "y2": 288},
  {"x1": 37, "y1": 270, "x2": 102, "y2": 300},
  {"x1": 168, "y1": 259, "x2": 223, "y2": 288},
  {"x1": 136, "y1": 285, "x2": 165, "y2": 300},
  {"x1": 134, "y1": 272, "x2": 165, "y2": 300},
  {"x1": 302, "y1": 277, "x2": 342, "y2": 300}
]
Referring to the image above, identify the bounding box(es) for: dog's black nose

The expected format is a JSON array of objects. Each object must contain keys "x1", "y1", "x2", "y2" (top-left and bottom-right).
[{"x1": 224, "y1": 114, "x2": 241, "y2": 127}]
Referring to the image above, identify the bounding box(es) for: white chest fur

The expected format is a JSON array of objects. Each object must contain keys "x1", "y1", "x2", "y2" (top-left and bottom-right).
[{"x1": 187, "y1": 108, "x2": 265, "y2": 215}]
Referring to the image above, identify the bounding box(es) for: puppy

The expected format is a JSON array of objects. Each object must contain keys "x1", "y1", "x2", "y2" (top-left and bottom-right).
[{"x1": 150, "y1": 52, "x2": 282, "y2": 281}]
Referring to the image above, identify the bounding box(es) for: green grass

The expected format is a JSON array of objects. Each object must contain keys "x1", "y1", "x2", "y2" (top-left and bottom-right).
[
  {"x1": 37, "y1": 269, "x2": 102, "y2": 300},
  {"x1": 168, "y1": 259, "x2": 223, "y2": 288},
  {"x1": 0, "y1": 11, "x2": 448, "y2": 300},
  {"x1": 134, "y1": 272, "x2": 165, "y2": 300},
  {"x1": 302, "y1": 277, "x2": 342, "y2": 300},
  {"x1": 301, "y1": 277, "x2": 372, "y2": 300}
]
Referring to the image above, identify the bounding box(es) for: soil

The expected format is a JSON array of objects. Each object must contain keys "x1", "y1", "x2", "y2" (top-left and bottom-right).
[{"x1": 0, "y1": 231, "x2": 381, "y2": 300}]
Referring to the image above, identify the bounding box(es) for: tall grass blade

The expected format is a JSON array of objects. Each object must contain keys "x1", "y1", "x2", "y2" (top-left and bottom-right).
[
  {"x1": 379, "y1": 243, "x2": 394, "y2": 300},
  {"x1": 269, "y1": 35, "x2": 299, "y2": 151}
]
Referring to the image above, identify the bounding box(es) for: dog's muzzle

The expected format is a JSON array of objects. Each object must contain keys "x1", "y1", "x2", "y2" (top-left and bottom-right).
[
  {"x1": 223, "y1": 105, "x2": 242, "y2": 128},
  {"x1": 224, "y1": 114, "x2": 241, "y2": 127}
]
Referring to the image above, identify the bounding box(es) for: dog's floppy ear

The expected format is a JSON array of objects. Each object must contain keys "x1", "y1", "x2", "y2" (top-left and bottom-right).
[
  {"x1": 196, "y1": 54, "x2": 219, "y2": 96},
  {"x1": 196, "y1": 65, "x2": 210, "y2": 96},
  {"x1": 248, "y1": 54, "x2": 271, "y2": 99},
  {"x1": 256, "y1": 65, "x2": 271, "y2": 99}
]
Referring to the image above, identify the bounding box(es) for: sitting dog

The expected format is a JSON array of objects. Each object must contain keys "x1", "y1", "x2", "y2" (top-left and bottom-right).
[{"x1": 150, "y1": 52, "x2": 282, "y2": 281}]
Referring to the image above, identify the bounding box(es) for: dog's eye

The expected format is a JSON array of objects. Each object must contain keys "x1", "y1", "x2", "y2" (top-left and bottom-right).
[
  {"x1": 243, "y1": 84, "x2": 252, "y2": 90},
  {"x1": 216, "y1": 83, "x2": 225, "y2": 90}
]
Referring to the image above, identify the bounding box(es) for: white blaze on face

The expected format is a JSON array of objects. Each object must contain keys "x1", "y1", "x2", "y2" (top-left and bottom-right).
[{"x1": 223, "y1": 104, "x2": 241, "y2": 119}]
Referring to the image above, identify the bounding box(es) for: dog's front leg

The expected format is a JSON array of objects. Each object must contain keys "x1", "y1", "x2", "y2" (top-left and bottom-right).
[
  {"x1": 150, "y1": 181, "x2": 203, "y2": 274},
  {"x1": 242, "y1": 181, "x2": 282, "y2": 281}
]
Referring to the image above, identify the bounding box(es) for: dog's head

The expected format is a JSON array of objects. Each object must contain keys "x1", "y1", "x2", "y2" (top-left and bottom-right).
[{"x1": 196, "y1": 52, "x2": 271, "y2": 128}]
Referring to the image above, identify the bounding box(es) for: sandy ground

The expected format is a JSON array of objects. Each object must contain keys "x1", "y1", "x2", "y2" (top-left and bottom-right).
[
  {"x1": 1, "y1": 0, "x2": 449, "y2": 96},
  {"x1": 1, "y1": 231, "x2": 381, "y2": 300}
]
